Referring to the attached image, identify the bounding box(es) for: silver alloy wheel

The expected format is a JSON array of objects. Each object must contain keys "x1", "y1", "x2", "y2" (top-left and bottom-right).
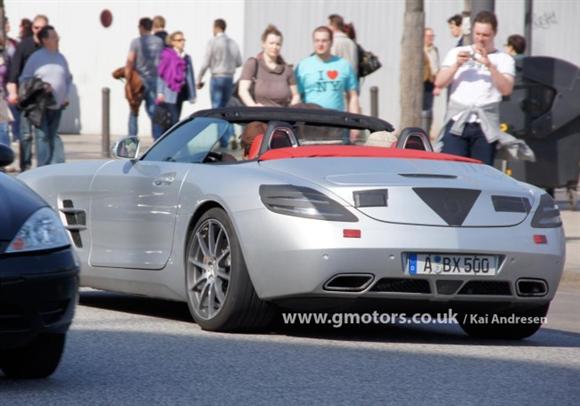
[{"x1": 187, "y1": 218, "x2": 231, "y2": 320}]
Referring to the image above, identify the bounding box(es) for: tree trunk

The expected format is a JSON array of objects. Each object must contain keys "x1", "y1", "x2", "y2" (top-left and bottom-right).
[{"x1": 399, "y1": 0, "x2": 424, "y2": 131}]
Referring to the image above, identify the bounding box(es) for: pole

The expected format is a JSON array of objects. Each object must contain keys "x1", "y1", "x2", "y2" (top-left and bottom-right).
[
  {"x1": 370, "y1": 86, "x2": 379, "y2": 117},
  {"x1": 470, "y1": 0, "x2": 495, "y2": 19},
  {"x1": 102, "y1": 87, "x2": 110, "y2": 158},
  {"x1": 462, "y1": 0, "x2": 472, "y2": 45},
  {"x1": 524, "y1": 0, "x2": 533, "y2": 56}
]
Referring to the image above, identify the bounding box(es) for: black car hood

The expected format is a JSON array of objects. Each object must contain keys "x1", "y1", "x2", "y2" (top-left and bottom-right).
[{"x1": 0, "y1": 173, "x2": 47, "y2": 241}]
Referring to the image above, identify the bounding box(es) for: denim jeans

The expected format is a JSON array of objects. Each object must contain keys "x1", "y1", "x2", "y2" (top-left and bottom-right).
[
  {"x1": 211, "y1": 76, "x2": 234, "y2": 147},
  {"x1": 128, "y1": 112, "x2": 138, "y2": 137},
  {"x1": 162, "y1": 87, "x2": 188, "y2": 134},
  {"x1": 0, "y1": 122, "x2": 9, "y2": 146},
  {"x1": 35, "y1": 108, "x2": 65, "y2": 167},
  {"x1": 19, "y1": 112, "x2": 34, "y2": 171},
  {"x1": 128, "y1": 77, "x2": 162, "y2": 140},
  {"x1": 441, "y1": 121, "x2": 497, "y2": 165},
  {"x1": 9, "y1": 105, "x2": 20, "y2": 141}
]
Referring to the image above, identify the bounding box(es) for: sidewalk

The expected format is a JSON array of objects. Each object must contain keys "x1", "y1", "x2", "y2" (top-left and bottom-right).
[{"x1": 6, "y1": 133, "x2": 580, "y2": 280}]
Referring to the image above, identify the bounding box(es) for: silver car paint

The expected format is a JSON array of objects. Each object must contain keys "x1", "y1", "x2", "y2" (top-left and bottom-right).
[{"x1": 18, "y1": 156, "x2": 565, "y2": 305}]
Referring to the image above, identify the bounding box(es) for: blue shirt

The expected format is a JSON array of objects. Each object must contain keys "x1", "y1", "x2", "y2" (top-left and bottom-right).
[{"x1": 295, "y1": 55, "x2": 357, "y2": 111}]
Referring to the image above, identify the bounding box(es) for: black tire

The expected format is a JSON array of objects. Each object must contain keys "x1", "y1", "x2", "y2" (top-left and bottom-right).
[
  {"x1": 185, "y1": 208, "x2": 275, "y2": 332},
  {"x1": 1, "y1": 333, "x2": 66, "y2": 379},
  {"x1": 459, "y1": 303, "x2": 550, "y2": 340}
]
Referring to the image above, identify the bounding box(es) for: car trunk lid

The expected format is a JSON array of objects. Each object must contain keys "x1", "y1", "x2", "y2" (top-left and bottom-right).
[{"x1": 259, "y1": 157, "x2": 533, "y2": 227}]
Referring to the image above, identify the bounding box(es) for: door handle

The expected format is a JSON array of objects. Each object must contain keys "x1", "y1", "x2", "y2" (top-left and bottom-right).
[{"x1": 152, "y1": 175, "x2": 175, "y2": 186}]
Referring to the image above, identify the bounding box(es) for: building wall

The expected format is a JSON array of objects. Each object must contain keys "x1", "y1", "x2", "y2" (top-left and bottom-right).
[{"x1": 4, "y1": 0, "x2": 579, "y2": 137}]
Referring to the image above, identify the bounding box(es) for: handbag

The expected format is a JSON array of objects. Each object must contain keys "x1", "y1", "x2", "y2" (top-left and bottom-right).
[
  {"x1": 228, "y1": 57, "x2": 259, "y2": 106},
  {"x1": 153, "y1": 102, "x2": 173, "y2": 129},
  {"x1": 357, "y1": 44, "x2": 382, "y2": 78}
]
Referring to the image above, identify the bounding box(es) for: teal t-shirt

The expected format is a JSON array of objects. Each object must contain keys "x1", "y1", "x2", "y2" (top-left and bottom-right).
[{"x1": 295, "y1": 55, "x2": 357, "y2": 111}]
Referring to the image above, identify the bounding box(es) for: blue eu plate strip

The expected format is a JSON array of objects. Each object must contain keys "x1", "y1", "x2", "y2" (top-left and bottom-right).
[{"x1": 408, "y1": 254, "x2": 417, "y2": 275}]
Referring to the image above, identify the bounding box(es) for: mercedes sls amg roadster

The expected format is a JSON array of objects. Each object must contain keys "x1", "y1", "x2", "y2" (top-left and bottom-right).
[{"x1": 18, "y1": 107, "x2": 565, "y2": 339}]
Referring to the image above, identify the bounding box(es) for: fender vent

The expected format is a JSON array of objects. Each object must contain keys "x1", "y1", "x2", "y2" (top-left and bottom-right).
[{"x1": 60, "y1": 199, "x2": 86, "y2": 248}]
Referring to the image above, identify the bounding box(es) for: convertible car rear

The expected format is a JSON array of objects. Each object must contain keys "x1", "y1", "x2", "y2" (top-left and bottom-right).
[{"x1": 18, "y1": 107, "x2": 565, "y2": 339}]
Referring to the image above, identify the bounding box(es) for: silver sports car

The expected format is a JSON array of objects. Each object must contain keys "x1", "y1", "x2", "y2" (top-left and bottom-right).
[{"x1": 19, "y1": 107, "x2": 565, "y2": 339}]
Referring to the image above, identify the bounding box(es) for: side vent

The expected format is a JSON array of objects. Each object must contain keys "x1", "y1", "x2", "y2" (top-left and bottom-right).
[{"x1": 60, "y1": 199, "x2": 87, "y2": 248}]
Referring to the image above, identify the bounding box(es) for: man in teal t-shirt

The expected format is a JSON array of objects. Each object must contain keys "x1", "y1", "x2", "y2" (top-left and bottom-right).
[{"x1": 295, "y1": 26, "x2": 359, "y2": 113}]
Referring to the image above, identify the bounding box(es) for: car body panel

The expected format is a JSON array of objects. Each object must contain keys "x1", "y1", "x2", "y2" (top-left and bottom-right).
[
  {"x1": 89, "y1": 160, "x2": 191, "y2": 270},
  {"x1": 0, "y1": 174, "x2": 47, "y2": 240},
  {"x1": 0, "y1": 172, "x2": 79, "y2": 350}
]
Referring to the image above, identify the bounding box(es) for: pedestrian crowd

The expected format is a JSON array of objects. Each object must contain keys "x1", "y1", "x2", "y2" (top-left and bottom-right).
[{"x1": 0, "y1": 10, "x2": 530, "y2": 171}]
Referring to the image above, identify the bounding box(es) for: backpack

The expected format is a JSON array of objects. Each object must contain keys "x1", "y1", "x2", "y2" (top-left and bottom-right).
[{"x1": 357, "y1": 43, "x2": 382, "y2": 78}]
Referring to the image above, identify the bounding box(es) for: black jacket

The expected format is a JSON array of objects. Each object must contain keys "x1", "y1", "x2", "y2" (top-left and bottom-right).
[{"x1": 18, "y1": 77, "x2": 56, "y2": 127}]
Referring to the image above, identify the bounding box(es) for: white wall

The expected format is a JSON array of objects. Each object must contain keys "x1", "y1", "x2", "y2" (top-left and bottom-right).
[{"x1": 5, "y1": 0, "x2": 580, "y2": 138}]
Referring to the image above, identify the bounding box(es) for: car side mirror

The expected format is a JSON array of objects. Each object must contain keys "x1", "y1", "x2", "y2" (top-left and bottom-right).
[
  {"x1": 0, "y1": 144, "x2": 15, "y2": 167},
  {"x1": 112, "y1": 137, "x2": 141, "y2": 159}
]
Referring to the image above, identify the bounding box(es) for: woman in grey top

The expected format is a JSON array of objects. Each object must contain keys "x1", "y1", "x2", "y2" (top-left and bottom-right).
[
  {"x1": 20, "y1": 25, "x2": 72, "y2": 166},
  {"x1": 238, "y1": 25, "x2": 300, "y2": 107}
]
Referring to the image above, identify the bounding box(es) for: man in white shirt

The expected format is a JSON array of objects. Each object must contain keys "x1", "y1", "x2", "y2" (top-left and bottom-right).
[{"x1": 435, "y1": 11, "x2": 514, "y2": 165}]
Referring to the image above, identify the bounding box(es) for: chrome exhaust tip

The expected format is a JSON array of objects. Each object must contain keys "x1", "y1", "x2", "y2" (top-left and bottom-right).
[
  {"x1": 516, "y1": 278, "x2": 548, "y2": 297},
  {"x1": 324, "y1": 274, "x2": 374, "y2": 292}
]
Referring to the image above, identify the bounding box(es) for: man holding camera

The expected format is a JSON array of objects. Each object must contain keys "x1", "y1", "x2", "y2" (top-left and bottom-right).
[{"x1": 435, "y1": 11, "x2": 514, "y2": 165}]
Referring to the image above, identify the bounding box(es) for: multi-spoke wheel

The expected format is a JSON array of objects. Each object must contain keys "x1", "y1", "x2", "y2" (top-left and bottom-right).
[{"x1": 186, "y1": 208, "x2": 274, "y2": 331}]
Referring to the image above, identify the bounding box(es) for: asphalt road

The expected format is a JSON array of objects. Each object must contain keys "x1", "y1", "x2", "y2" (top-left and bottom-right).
[{"x1": 1, "y1": 286, "x2": 579, "y2": 405}]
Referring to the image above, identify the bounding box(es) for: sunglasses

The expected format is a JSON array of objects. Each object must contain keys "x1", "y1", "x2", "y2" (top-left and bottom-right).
[{"x1": 173, "y1": 38, "x2": 185, "y2": 42}]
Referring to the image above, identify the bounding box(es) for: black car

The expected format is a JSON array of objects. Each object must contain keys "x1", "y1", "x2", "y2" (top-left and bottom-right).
[{"x1": 0, "y1": 145, "x2": 79, "y2": 379}]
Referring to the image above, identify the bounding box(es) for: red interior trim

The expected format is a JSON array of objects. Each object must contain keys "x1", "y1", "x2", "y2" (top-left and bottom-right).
[
  {"x1": 259, "y1": 145, "x2": 481, "y2": 163},
  {"x1": 247, "y1": 133, "x2": 264, "y2": 160}
]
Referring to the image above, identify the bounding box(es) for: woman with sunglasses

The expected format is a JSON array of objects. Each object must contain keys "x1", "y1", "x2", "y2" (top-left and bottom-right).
[{"x1": 156, "y1": 31, "x2": 196, "y2": 134}]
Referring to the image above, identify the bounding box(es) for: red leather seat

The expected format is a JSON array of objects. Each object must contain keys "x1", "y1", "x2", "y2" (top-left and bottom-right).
[{"x1": 247, "y1": 133, "x2": 264, "y2": 160}]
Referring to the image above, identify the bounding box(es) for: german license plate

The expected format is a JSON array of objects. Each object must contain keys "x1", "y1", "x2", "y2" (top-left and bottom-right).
[{"x1": 406, "y1": 254, "x2": 498, "y2": 276}]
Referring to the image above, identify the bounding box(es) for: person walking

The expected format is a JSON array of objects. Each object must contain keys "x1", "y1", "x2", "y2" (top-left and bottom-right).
[
  {"x1": 423, "y1": 27, "x2": 439, "y2": 135},
  {"x1": 18, "y1": 18, "x2": 33, "y2": 40},
  {"x1": 0, "y1": 50, "x2": 11, "y2": 148},
  {"x1": 153, "y1": 16, "x2": 168, "y2": 45},
  {"x1": 19, "y1": 26, "x2": 72, "y2": 167},
  {"x1": 3, "y1": 17, "x2": 20, "y2": 149},
  {"x1": 196, "y1": 18, "x2": 242, "y2": 108},
  {"x1": 447, "y1": 14, "x2": 464, "y2": 47},
  {"x1": 0, "y1": 18, "x2": 18, "y2": 148},
  {"x1": 125, "y1": 17, "x2": 164, "y2": 139},
  {"x1": 238, "y1": 25, "x2": 299, "y2": 107},
  {"x1": 196, "y1": 18, "x2": 242, "y2": 147},
  {"x1": 435, "y1": 11, "x2": 515, "y2": 165},
  {"x1": 504, "y1": 34, "x2": 526, "y2": 60},
  {"x1": 156, "y1": 31, "x2": 196, "y2": 133},
  {"x1": 328, "y1": 14, "x2": 358, "y2": 79},
  {"x1": 6, "y1": 14, "x2": 49, "y2": 171},
  {"x1": 295, "y1": 26, "x2": 359, "y2": 114}
]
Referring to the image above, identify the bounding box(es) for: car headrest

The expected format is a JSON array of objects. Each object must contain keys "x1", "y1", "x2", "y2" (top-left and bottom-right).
[{"x1": 247, "y1": 133, "x2": 264, "y2": 160}]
